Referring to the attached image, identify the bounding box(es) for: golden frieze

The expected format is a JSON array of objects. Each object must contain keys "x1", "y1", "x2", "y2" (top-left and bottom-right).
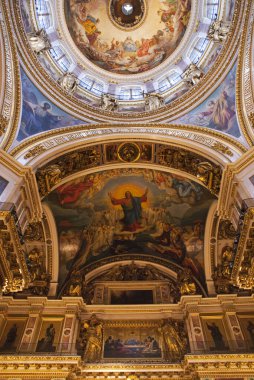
[{"x1": 35, "y1": 142, "x2": 222, "y2": 197}]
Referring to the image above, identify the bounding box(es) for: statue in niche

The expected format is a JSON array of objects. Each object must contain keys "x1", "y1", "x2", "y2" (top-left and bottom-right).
[
  {"x1": 80, "y1": 316, "x2": 103, "y2": 362},
  {"x1": 28, "y1": 29, "x2": 51, "y2": 54},
  {"x1": 2, "y1": 324, "x2": 17, "y2": 350},
  {"x1": 36, "y1": 324, "x2": 56, "y2": 352},
  {"x1": 64, "y1": 272, "x2": 94, "y2": 303},
  {"x1": 182, "y1": 63, "x2": 204, "y2": 86},
  {"x1": 158, "y1": 319, "x2": 188, "y2": 361},
  {"x1": 144, "y1": 92, "x2": 164, "y2": 111},
  {"x1": 247, "y1": 321, "x2": 254, "y2": 348},
  {"x1": 208, "y1": 20, "x2": 230, "y2": 42},
  {"x1": 58, "y1": 72, "x2": 79, "y2": 94},
  {"x1": 177, "y1": 268, "x2": 196, "y2": 295},
  {"x1": 67, "y1": 279, "x2": 82, "y2": 297},
  {"x1": 101, "y1": 93, "x2": 118, "y2": 111},
  {"x1": 206, "y1": 322, "x2": 227, "y2": 350},
  {"x1": 220, "y1": 246, "x2": 234, "y2": 278}
]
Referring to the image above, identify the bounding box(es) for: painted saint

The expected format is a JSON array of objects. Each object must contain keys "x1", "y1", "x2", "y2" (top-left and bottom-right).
[{"x1": 108, "y1": 188, "x2": 148, "y2": 232}]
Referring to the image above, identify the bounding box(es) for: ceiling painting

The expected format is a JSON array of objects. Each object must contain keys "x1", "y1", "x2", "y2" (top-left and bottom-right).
[
  {"x1": 44, "y1": 168, "x2": 216, "y2": 289},
  {"x1": 172, "y1": 64, "x2": 241, "y2": 138},
  {"x1": 17, "y1": 69, "x2": 85, "y2": 142},
  {"x1": 65, "y1": 0, "x2": 191, "y2": 75}
]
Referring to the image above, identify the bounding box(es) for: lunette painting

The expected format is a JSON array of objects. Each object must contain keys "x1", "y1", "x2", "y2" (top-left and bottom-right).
[{"x1": 44, "y1": 168, "x2": 216, "y2": 290}]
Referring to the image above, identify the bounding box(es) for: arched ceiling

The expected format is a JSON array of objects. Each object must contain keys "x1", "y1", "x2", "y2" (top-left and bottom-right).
[
  {"x1": 0, "y1": 0, "x2": 254, "y2": 301},
  {"x1": 44, "y1": 167, "x2": 216, "y2": 295}
]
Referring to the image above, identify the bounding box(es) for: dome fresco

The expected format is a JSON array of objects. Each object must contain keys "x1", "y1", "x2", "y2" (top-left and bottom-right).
[
  {"x1": 64, "y1": 0, "x2": 191, "y2": 74},
  {"x1": 18, "y1": 0, "x2": 235, "y2": 109}
]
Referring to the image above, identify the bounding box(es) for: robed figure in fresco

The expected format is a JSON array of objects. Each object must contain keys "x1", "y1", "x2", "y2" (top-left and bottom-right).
[
  {"x1": 207, "y1": 322, "x2": 227, "y2": 351},
  {"x1": 108, "y1": 189, "x2": 148, "y2": 232}
]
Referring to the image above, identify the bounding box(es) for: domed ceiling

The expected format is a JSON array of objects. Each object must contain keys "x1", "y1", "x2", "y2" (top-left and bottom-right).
[{"x1": 64, "y1": 0, "x2": 191, "y2": 74}]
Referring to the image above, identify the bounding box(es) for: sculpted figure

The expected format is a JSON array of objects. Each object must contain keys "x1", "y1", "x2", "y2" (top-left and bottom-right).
[
  {"x1": 28, "y1": 29, "x2": 51, "y2": 54},
  {"x1": 82, "y1": 316, "x2": 103, "y2": 362},
  {"x1": 58, "y1": 73, "x2": 79, "y2": 94},
  {"x1": 101, "y1": 94, "x2": 118, "y2": 111},
  {"x1": 159, "y1": 319, "x2": 187, "y2": 361},
  {"x1": 196, "y1": 161, "x2": 213, "y2": 188},
  {"x1": 183, "y1": 63, "x2": 204, "y2": 86},
  {"x1": 44, "y1": 164, "x2": 63, "y2": 188},
  {"x1": 144, "y1": 93, "x2": 164, "y2": 111},
  {"x1": 178, "y1": 269, "x2": 196, "y2": 295},
  {"x1": 208, "y1": 20, "x2": 230, "y2": 42}
]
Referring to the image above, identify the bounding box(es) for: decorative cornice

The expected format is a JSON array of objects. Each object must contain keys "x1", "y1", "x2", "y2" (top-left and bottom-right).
[{"x1": 10, "y1": 124, "x2": 247, "y2": 160}]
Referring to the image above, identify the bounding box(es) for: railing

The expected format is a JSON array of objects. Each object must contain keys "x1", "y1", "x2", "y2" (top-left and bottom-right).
[{"x1": 1, "y1": 341, "x2": 254, "y2": 358}]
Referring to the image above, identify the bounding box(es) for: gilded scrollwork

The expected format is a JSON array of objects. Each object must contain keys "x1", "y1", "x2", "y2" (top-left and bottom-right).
[
  {"x1": 24, "y1": 144, "x2": 47, "y2": 159},
  {"x1": 36, "y1": 146, "x2": 101, "y2": 196},
  {"x1": 24, "y1": 222, "x2": 44, "y2": 241},
  {"x1": 0, "y1": 115, "x2": 8, "y2": 136},
  {"x1": 212, "y1": 142, "x2": 233, "y2": 157},
  {"x1": 36, "y1": 142, "x2": 222, "y2": 197}
]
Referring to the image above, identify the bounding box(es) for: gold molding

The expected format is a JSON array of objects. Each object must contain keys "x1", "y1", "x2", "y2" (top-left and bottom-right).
[
  {"x1": 0, "y1": 0, "x2": 21, "y2": 151},
  {"x1": 235, "y1": 0, "x2": 254, "y2": 146},
  {"x1": 10, "y1": 123, "x2": 247, "y2": 158}
]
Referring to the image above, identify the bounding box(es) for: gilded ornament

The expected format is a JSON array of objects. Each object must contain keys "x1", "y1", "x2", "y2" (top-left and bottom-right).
[
  {"x1": 115, "y1": 142, "x2": 140, "y2": 162},
  {"x1": 0, "y1": 115, "x2": 8, "y2": 136},
  {"x1": 24, "y1": 144, "x2": 47, "y2": 159},
  {"x1": 177, "y1": 269, "x2": 196, "y2": 295},
  {"x1": 212, "y1": 141, "x2": 233, "y2": 156},
  {"x1": 158, "y1": 319, "x2": 188, "y2": 362},
  {"x1": 79, "y1": 315, "x2": 103, "y2": 363},
  {"x1": 24, "y1": 222, "x2": 44, "y2": 241},
  {"x1": 249, "y1": 112, "x2": 254, "y2": 127}
]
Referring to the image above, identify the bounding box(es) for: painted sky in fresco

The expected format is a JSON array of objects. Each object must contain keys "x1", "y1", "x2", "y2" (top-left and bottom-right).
[
  {"x1": 172, "y1": 64, "x2": 241, "y2": 138},
  {"x1": 65, "y1": 0, "x2": 191, "y2": 75},
  {"x1": 45, "y1": 168, "x2": 216, "y2": 289},
  {"x1": 17, "y1": 68, "x2": 84, "y2": 142}
]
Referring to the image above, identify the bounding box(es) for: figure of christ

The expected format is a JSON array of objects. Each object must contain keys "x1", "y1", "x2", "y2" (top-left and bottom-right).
[{"x1": 108, "y1": 189, "x2": 148, "y2": 232}]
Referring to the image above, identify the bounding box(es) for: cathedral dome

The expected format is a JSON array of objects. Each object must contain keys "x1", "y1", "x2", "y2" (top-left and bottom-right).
[{"x1": 64, "y1": 0, "x2": 191, "y2": 75}]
